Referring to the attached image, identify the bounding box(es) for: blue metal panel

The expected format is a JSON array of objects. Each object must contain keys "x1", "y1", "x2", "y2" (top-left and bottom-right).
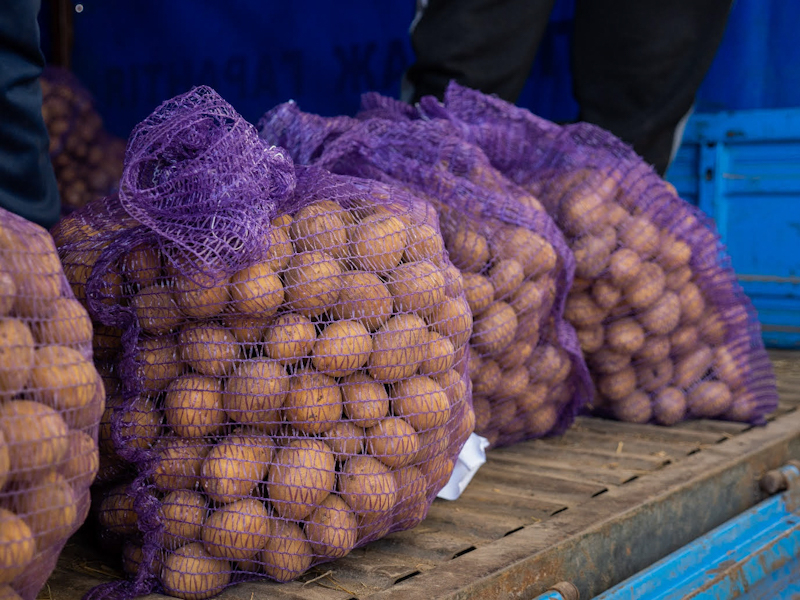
[
  {"x1": 666, "y1": 108, "x2": 800, "y2": 348},
  {"x1": 590, "y1": 465, "x2": 800, "y2": 600}
]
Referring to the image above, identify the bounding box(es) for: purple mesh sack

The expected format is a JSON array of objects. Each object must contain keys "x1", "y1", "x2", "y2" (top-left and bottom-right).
[
  {"x1": 258, "y1": 105, "x2": 592, "y2": 449},
  {"x1": 54, "y1": 86, "x2": 473, "y2": 599},
  {"x1": 421, "y1": 83, "x2": 778, "y2": 426},
  {"x1": 41, "y1": 67, "x2": 124, "y2": 213},
  {"x1": 0, "y1": 208, "x2": 102, "y2": 599}
]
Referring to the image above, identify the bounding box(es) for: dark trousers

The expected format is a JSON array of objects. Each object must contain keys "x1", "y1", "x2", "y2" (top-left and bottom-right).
[
  {"x1": 405, "y1": 0, "x2": 733, "y2": 176},
  {"x1": 0, "y1": 0, "x2": 60, "y2": 228}
]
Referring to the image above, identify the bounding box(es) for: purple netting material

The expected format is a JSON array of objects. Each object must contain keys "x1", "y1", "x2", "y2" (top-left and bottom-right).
[
  {"x1": 427, "y1": 83, "x2": 777, "y2": 426},
  {"x1": 57, "y1": 87, "x2": 474, "y2": 600},
  {"x1": 0, "y1": 208, "x2": 102, "y2": 600},
  {"x1": 258, "y1": 104, "x2": 593, "y2": 448}
]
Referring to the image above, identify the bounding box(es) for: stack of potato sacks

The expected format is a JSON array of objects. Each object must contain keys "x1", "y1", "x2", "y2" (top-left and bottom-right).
[
  {"x1": 54, "y1": 87, "x2": 474, "y2": 600},
  {"x1": 0, "y1": 208, "x2": 103, "y2": 599},
  {"x1": 259, "y1": 103, "x2": 592, "y2": 449},
  {"x1": 41, "y1": 67, "x2": 125, "y2": 212},
  {"x1": 410, "y1": 83, "x2": 778, "y2": 426}
]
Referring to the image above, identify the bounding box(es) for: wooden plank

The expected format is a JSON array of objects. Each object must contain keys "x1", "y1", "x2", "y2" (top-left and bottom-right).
[
  {"x1": 554, "y1": 427, "x2": 700, "y2": 459},
  {"x1": 570, "y1": 416, "x2": 728, "y2": 445}
]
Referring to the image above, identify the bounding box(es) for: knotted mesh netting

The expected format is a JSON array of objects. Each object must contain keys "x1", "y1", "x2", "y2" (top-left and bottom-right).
[
  {"x1": 0, "y1": 208, "x2": 102, "y2": 599},
  {"x1": 414, "y1": 82, "x2": 778, "y2": 426},
  {"x1": 53, "y1": 87, "x2": 474, "y2": 600},
  {"x1": 258, "y1": 103, "x2": 592, "y2": 449}
]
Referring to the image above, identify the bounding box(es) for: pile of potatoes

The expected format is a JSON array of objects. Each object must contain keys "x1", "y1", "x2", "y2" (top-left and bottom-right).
[
  {"x1": 41, "y1": 68, "x2": 125, "y2": 211},
  {"x1": 435, "y1": 201, "x2": 578, "y2": 448},
  {"x1": 536, "y1": 164, "x2": 767, "y2": 425},
  {"x1": 56, "y1": 191, "x2": 474, "y2": 598},
  {"x1": 0, "y1": 210, "x2": 102, "y2": 600}
]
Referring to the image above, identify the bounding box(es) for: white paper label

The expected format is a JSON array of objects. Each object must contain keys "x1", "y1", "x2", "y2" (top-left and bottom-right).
[{"x1": 436, "y1": 433, "x2": 490, "y2": 501}]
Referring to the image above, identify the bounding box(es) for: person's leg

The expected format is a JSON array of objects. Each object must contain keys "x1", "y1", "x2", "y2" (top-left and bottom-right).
[
  {"x1": 404, "y1": 0, "x2": 556, "y2": 104},
  {"x1": 571, "y1": 0, "x2": 733, "y2": 176},
  {"x1": 0, "y1": 0, "x2": 60, "y2": 228}
]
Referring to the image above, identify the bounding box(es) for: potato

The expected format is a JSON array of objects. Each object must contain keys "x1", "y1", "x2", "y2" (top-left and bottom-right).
[
  {"x1": 598, "y1": 366, "x2": 637, "y2": 401},
  {"x1": 102, "y1": 395, "x2": 162, "y2": 453},
  {"x1": 0, "y1": 400, "x2": 68, "y2": 477},
  {"x1": 259, "y1": 520, "x2": 313, "y2": 582},
  {"x1": 670, "y1": 325, "x2": 699, "y2": 356},
  {"x1": 132, "y1": 284, "x2": 183, "y2": 335},
  {"x1": 157, "y1": 490, "x2": 207, "y2": 549},
  {"x1": 57, "y1": 431, "x2": 98, "y2": 491},
  {"x1": 495, "y1": 339, "x2": 535, "y2": 371},
  {"x1": 173, "y1": 270, "x2": 230, "y2": 319},
  {"x1": 202, "y1": 498, "x2": 270, "y2": 561},
  {"x1": 618, "y1": 216, "x2": 659, "y2": 258},
  {"x1": 285, "y1": 367, "x2": 342, "y2": 434},
  {"x1": 419, "y1": 452, "x2": 456, "y2": 491},
  {"x1": 121, "y1": 542, "x2": 157, "y2": 577},
  {"x1": 713, "y1": 344, "x2": 748, "y2": 390},
  {"x1": 426, "y1": 297, "x2": 473, "y2": 349},
  {"x1": 472, "y1": 301, "x2": 518, "y2": 356},
  {"x1": 0, "y1": 273, "x2": 16, "y2": 317},
  {"x1": 338, "y1": 454, "x2": 397, "y2": 522},
  {"x1": 220, "y1": 313, "x2": 269, "y2": 346},
  {"x1": 267, "y1": 438, "x2": 335, "y2": 520},
  {"x1": 687, "y1": 381, "x2": 733, "y2": 418},
  {"x1": 592, "y1": 278, "x2": 621, "y2": 311},
  {"x1": 507, "y1": 280, "x2": 544, "y2": 319},
  {"x1": 31, "y1": 298, "x2": 92, "y2": 348},
  {"x1": 179, "y1": 323, "x2": 239, "y2": 377},
  {"x1": 576, "y1": 326, "x2": 604, "y2": 354},
  {"x1": 392, "y1": 465, "x2": 427, "y2": 527},
  {"x1": 657, "y1": 233, "x2": 692, "y2": 270},
  {"x1": 606, "y1": 318, "x2": 645, "y2": 355},
  {"x1": 164, "y1": 374, "x2": 225, "y2": 439},
  {"x1": 341, "y1": 372, "x2": 390, "y2": 428},
  {"x1": 0, "y1": 319, "x2": 34, "y2": 398},
  {"x1": 673, "y1": 345, "x2": 713, "y2": 389},
  {"x1": 636, "y1": 359, "x2": 674, "y2": 393},
  {"x1": 3, "y1": 233, "x2": 62, "y2": 318},
  {"x1": 472, "y1": 396, "x2": 491, "y2": 432},
  {"x1": 0, "y1": 509, "x2": 35, "y2": 584},
  {"x1": 665, "y1": 265, "x2": 692, "y2": 291},
  {"x1": 283, "y1": 250, "x2": 343, "y2": 318},
  {"x1": 349, "y1": 214, "x2": 408, "y2": 272},
  {"x1": 202, "y1": 433, "x2": 272, "y2": 504},
  {"x1": 387, "y1": 262, "x2": 446, "y2": 317},
  {"x1": 135, "y1": 334, "x2": 182, "y2": 393},
  {"x1": 368, "y1": 314, "x2": 428, "y2": 381},
  {"x1": 486, "y1": 259, "x2": 523, "y2": 301},
  {"x1": 312, "y1": 320, "x2": 372, "y2": 377},
  {"x1": 573, "y1": 234, "x2": 613, "y2": 279},
  {"x1": 491, "y1": 228, "x2": 557, "y2": 278},
  {"x1": 635, "y1": 335, "x2": 671, "y2": 364},
  {"x1": 523, "y1": 404, "x2": 559, "y2": 437},
  {"x1": 472, "y1": 359, "x2": 502, "y2": 396},
  {"x1": 224, "y1": 358, "x2": 288, "y2": 431},
  {"x1": 444, "y1": 222, "x2": 489, "y2": 272},
  {"x1": 326, "y1": 272, "x2": 392, "y2": 333},
  {"x1": 414, "y1": 331, "x2": 454, "y2": 376},
  {"x1": 559, "y1": 188, "x2": 607, "y2": 235},
  {"x1": 391, "y1": 376, "x2": 450, "y2": 432},
  {"x1": 653, "y1": 387, "x2": 686, "y2": 425},
  {"x1": 624, "y1": 262, "x2": 665, "y2": 310},
  {"x1": 564, "y1": 293, "x2": 606, "y2": 329},
  {"x1": 291, "y1": 202, "x2": 349, "y2": 259},
  {"x1": 224, "y1": 263, "x2": 283, "y2": 318},
  {"x1": 365, "y1": 417, "x2": 420, "y2": 468},
  {"x1": 678, "y1": 282, "x2": 705, "y2": 324},
  {"x1": 13, "y1": 472, "x2": 77, "y2": 548},
  {"x1": 405, "y1": 223, "x2": 445, "y2": 263},
  {"x1": 322, "y1": 420, "x2": 365, "y2": 462},
  {"x1": 161, "y1": 543, "x2": 231, "y2": 600},
  {"x1": 606, "y1": 203, "x2": 629, "y2": 228},
  {"x1": 516, "y1": 382, "x2": 548, "y2": 414},
  {"x1": 639, "y1": 291, "x2": 681, "y2": 335},
  {"x1": 305, "y1": 494, "x2": 358, "y2": 559},
  {"x1": 528, "y1": 344, "x2": 567, "y2": 383},
  {"x1": 608, "y1": 248, "x2": 642, "y2": 287},
  {"x1": 0, "y1": 431, "x2": 10, "y2": 489},
  {"x1": 151, "y1": 438, "x2": 210, "y2": 492},
  {"x1": 495, "y1": 366, "x2": 528, "y2": 401},
  {"x1": 97, "y1": 483, "x2": 138, "y2": 536},
  {"x1": 611, "y1": 391, "x2": 652, "y2": 424},
  {"x1": 257, "y1": 226, "x2": 293, "y2": 274},
  {"x1": 0, "y1": 586, "x2": 21, "y2": 600},
  {"x1": 263, "y1": 313, "x2": 316, "y2": 365},
  {"x1": 698, "y1": 309, "x2": 728, "y2": 346},
  {"x1": 122, "y1": 245, "x2": 162, "y2": 288},
  {"x1": 30, "y1": 345, "x2": 98, "y2": 419}
]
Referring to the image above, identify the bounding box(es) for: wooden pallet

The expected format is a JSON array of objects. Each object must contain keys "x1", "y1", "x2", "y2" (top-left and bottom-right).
[{"x1": 44, "y1": 350, "x2": 800, "y2": 600}]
